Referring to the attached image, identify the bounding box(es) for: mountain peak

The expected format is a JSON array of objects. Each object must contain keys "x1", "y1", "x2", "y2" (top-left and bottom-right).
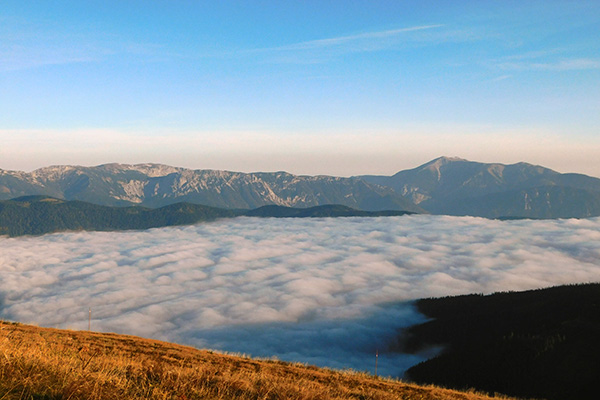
[
  {"x1": 418, "y1": 157, "x2": 469, "y2": 181},
  {"x1": 97, "y1": 163, "x2": 182, "y2": 177},
  {"x1": 426, "y1": 156, "x2": 468, "y2": 166}
]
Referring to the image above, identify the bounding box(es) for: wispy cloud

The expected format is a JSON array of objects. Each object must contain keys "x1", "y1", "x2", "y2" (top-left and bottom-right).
[
  {"x1": 0, "y1": 16, "x2": 172, "y2": 72},
  {"x1": 501, "y1": 48, "x2": 568, "y2": 61},
  {"x1": 237, "y1": 24, "x2": 448, "y2": 63},
  {"x1": 0, "y1": 43, "x2": 98, "y2": 71},
  {"x1": 0, "y1": 39, "x2": 174, "y2": 72},
  {"x1": 274, "y1": 25, "x2": 445, "y2": 51},
  {"x1": 484, "y1": 45, "x2": 600, "y2": 73},
  {"x1": 496, "y1": 58, "x2": 600, "y2": 71},
  {"x1": 490, "y1": 74, "x2": 512, "y2": 82},
  {"x1": 1, "y1": 216, "x2": 599, "y2": 376}
]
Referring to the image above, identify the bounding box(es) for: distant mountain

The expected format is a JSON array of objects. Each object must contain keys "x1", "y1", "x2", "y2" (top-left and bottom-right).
[
  {"x1": 2, "y1": 158, "x2": 599, "y2": 218},
  {"x1": 359, "y1": 157, "x2": 600, "y2": 218},
  {"x1": 0, "y1": 197, "x2": 412, "y2": 237},
  {"x1": 0, "y1": 164, "x2": 421, "y2": 213}
]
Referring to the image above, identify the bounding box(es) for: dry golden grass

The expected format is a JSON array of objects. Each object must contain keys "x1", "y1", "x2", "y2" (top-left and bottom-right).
[{"x1": 0, "y1": 320, "x2": 518, "y2": 400}]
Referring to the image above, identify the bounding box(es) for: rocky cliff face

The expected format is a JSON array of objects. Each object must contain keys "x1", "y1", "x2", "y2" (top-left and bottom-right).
[{"x1": 0, "y1": 164, "x2": 422, "y2": 212}]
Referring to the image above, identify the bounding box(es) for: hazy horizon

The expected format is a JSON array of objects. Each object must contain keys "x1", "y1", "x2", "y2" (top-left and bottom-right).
[{"x1": 2, "y1": 155, "x2": 600, "y2": 180}]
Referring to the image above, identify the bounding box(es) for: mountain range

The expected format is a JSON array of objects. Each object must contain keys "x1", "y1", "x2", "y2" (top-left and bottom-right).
[
  {"x1": 0, "y1": 163, "x2": 421, "y2": 213},
  {"x1": 2, "y1": 157, "x2": 600, "y2": 219},
  {"x1": 359, "y1": 156, "x2": 600, "y2": 218}
]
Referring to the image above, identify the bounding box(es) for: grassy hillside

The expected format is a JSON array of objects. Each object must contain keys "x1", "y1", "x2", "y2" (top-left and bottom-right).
[
  {"x1": 0, "y1": 320, "x2": 517, "y2": 400},
  {"x1": 402, "y1": 283, "x2": 600, "y2": 400}
]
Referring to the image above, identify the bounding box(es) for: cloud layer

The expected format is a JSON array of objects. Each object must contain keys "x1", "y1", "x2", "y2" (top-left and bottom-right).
[{"x1": 1, "y1": 215, "x2": 599, "y2": 376}]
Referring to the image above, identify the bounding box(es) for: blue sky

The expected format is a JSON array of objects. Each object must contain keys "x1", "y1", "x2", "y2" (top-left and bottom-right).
[{"x1": 1, "y1": 1, "x2": 599, "y2": 176}]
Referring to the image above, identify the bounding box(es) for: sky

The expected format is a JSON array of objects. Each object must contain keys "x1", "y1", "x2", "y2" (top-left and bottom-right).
[
  {"x1": 1, "y1": 1, "x2": 599, "y2": 176},
  {"x1": 1, "y1": 215, "x2": 599, "y2": 376}
]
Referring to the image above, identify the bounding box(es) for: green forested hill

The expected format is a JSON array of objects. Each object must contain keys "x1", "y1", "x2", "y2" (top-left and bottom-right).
[
  {"x1": 0, "y1": 196, "x2": 411, "y2": 236},
  {"x1": 401, "y1": 283, "x2": 600, "y2": 400},
  {"x1": 0, "y1": 196, "x2": 237, "y2": 236}
]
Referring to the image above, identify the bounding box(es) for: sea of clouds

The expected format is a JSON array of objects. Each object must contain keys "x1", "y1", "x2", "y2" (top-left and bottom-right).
[{"x1": 1, "y1": 215, "x2": 599, "y2": 376}]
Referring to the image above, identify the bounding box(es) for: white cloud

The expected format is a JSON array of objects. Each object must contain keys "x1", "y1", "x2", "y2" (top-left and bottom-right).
[{"x1": 1, "y1": 216, "x2": 599, "y2": 376}]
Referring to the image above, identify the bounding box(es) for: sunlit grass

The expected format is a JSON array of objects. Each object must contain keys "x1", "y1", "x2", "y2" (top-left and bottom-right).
[{"x1": 0, "y1": 320, "x2": 520, "y2": 400}]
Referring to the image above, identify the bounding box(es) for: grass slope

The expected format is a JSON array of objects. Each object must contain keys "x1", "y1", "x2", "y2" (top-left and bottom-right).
[
  {"x1": 402, "y1": 283, "x2": 600, "y2": 400},
  {"x1": 0, "y1": 321, "x2": 517, "y2": 400}
]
